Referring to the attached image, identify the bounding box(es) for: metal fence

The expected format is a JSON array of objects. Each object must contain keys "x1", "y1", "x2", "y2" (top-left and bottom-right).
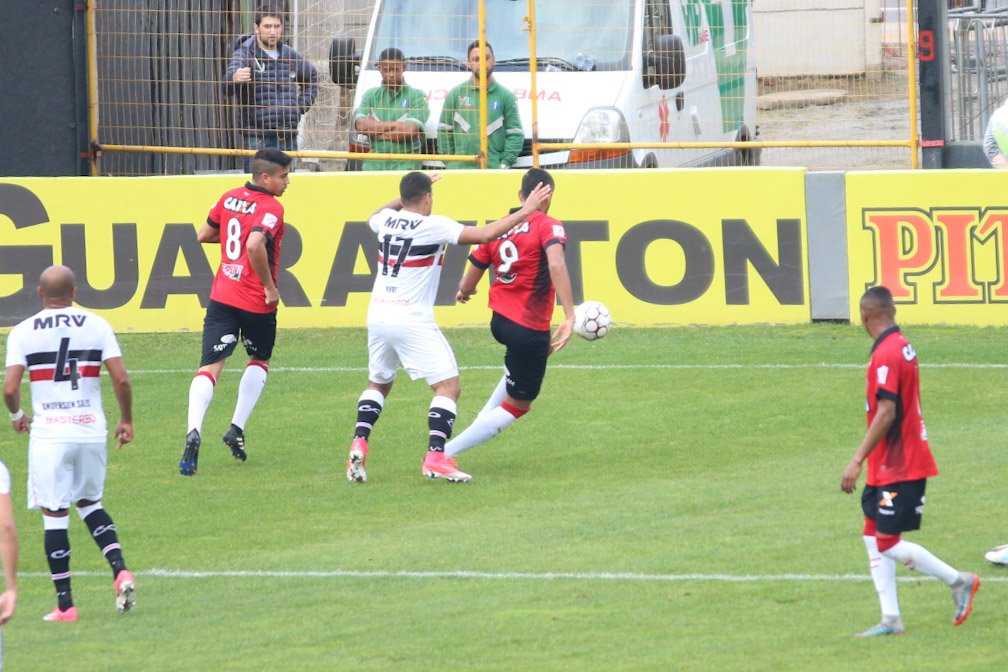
[
  {"x1": 947, "y1": 3, "x2": 1008, "y2": 141},
  {"x1": 87, "y1": 0, "x2": 923, "y2": 175}
]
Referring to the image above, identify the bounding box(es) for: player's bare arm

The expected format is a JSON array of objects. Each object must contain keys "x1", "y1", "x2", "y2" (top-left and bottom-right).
[
  {"x1": 105, "y1": 357, "x2": 134, "y2": 449},
  {"x1": 841, "y1": 398, "x2": 896, "y2": 493},
  {"x1": 457, "y1": 182, "x2": 552, "y2": 245},
  {"x1": 246, "y1": 231, "x2": 280, "y2": 307},
  {"x1": 0, "y1": 490, "x2": 17, "y2": 625},
  {"x1": 197, "y1": 221, "x2": 221, "y2": 244},
  {"x1": 546, "y1": 244, "x2": 575, "y2": 354},
  {"x1": 456, "y1": 264, "x2": 486, "y2": 303},
  {"x1": 3, "y1": 365, "x2": 30, "y2": 434}
]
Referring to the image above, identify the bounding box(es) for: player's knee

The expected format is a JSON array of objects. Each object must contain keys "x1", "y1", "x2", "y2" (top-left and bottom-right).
[{"x1": 862, "y1": 518, "x2": 877, "y2": 537}]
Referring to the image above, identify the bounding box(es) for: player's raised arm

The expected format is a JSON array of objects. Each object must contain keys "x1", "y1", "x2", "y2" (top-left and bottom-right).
[{"x1": 457, "y1": 182, "x2": 552, "y2": 245}]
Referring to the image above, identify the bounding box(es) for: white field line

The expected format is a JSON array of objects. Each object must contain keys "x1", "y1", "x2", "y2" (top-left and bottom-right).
[
  {"x1": 19, "y1": 568, "x2": 1008, "y2": 583},
  {"x1": 120, "y1": 362, "x2": 1008, "y2": 375}
]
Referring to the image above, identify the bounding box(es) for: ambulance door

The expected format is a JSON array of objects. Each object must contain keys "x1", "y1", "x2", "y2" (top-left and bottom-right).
[{"x1": 639, "y1": 0, "x2": 702, "y2": 167}]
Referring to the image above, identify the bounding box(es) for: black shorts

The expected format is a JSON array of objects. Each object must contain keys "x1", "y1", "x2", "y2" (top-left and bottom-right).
[
  {"x1": 862, "y1": 479, "x2": 927, "y2": 536},
  {"x1": 200, "y1": 299, "x2": 277, "y2": 366},
  {"x1": 490, "y1": 312, "x2": 551, "y2": 401}
]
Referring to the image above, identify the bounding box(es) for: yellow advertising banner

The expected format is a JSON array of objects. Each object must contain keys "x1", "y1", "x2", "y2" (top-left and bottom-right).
[
  {"x1": 846, "y1": 171, "x2": 1008, "y2": 326},
  {"x1": 1, "y1": 169, "x2": 809, "y2": 332}
]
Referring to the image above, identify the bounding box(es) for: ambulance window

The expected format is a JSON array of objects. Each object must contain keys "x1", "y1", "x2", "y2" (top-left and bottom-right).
[{"x1": 643, "y1": 0, "x2": 672, "y2": 70}]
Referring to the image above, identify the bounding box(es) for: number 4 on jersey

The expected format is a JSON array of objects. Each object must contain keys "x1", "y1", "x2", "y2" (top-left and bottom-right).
[{"x1": 53, "y1": 337, "x2": 80, "y2": 390}]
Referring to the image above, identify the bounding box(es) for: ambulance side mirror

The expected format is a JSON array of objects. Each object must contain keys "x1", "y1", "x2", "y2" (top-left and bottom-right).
[
  {"x1": 330, "y1": 36, "x2": 358, "y2": 87},
  {"x1": 646, "y1": 34, "x2": 686, "y2": 90}
]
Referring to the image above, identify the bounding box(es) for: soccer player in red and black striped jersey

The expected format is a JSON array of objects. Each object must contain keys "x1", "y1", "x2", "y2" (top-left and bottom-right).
[
  {"x1": 4, "y1": 265, "x2": 136, "y2": 621},
  {"x1": 841, "y1": 286, "x2": 979, "y2": 637},
  {"x1": 442, "y1": 168, "x2": 575, "y2": 475},
  {"x1": 179, "y1": 147, "x2": 291, "y2": 476}
]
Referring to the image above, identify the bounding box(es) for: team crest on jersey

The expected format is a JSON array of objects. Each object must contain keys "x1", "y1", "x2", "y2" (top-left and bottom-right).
[
  {"x1": 902, "y1": 343, "x2": 916, "y2": 362},
  {"x1": 460, "y1": 95, "x2": 474, "y2": 107},
  {"x1": 222, "y1": 263, "x2": 243, "y2": 280}
]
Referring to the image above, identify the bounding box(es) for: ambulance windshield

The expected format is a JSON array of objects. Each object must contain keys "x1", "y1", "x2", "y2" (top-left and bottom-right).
[{"x1": 369, "y1": 0, "x2": 634, "y2": 71}]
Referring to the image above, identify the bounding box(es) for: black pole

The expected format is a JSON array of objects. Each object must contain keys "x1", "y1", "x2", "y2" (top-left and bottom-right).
[{"x1": 917, "y1": 0, "x2": 949, "y2": 169}]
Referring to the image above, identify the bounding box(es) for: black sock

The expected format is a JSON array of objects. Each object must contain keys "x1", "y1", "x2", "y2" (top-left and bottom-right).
[
  {"x1": 82, "y1": 509, "x2": 127, "y2": 577},
  {"x1": 427, "y1": 405, "x2": 456, "y2": 452},
  {"x1": 44, "y1": 528, "x2": 73, "y2": 610},
  {"x1": 355, "y1": 397, "x2": 383, "y2": 439}
]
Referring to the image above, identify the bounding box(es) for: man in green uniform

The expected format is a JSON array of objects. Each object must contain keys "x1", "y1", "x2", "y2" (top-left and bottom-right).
[
  {"x1": 354, "y1": 48, "x2": 430, "y2": 171},
  {"x1": 438, "y1": 41, "x2": 523, "y2": 170}
]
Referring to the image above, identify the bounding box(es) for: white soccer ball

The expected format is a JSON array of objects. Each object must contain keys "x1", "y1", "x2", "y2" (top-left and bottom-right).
[{"x1": 573, "y1": 301, "x2": 611, "y2": 341}]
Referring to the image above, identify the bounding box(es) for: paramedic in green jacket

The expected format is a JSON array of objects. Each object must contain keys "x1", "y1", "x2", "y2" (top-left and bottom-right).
[
  {"x1": 438, "y1": 41, "x2": 524, "y2": 170},
  {"x1": 354, "y1": 48, "x2": 430, "y2": 170}
]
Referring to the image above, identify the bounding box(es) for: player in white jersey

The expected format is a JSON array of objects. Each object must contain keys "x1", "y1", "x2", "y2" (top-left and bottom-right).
[
  {"x1": 345, "y1": 172, "x2": 551, "y2": 484},
  {"x1": 3, "y1": 266, "x2": 136, "y2": 622}
]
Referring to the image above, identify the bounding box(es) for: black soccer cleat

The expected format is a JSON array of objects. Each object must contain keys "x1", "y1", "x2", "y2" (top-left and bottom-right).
[
  {"x1": 222, "y1": 424, "x2": 247, "y2": 462},
  {"x1": 179, "y1": 429, "x2": 200, "y2": 476}
]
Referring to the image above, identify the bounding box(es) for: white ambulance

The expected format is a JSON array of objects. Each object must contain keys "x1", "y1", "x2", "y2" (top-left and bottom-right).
[{"x1": 331, "y1": 0, "x2": 758, "y2": 169}]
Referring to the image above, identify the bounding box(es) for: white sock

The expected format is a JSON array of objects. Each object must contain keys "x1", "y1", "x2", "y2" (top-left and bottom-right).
[
  {"x1": 864, "y1": 535, "x2": 900, "y2": 619},
  {"x1": 444, "y1": 405, "x2": 520, "y2": 457},
  {"x1": 187, "y1": 373, "x2": 215, "y2": 434},
  {"x1": 232, "y1": 363, "x2": 268, "y2": 430},
  {"x1": 882, "y1": 539, "x2": 960, "y2": 585},
  {"x1": 477, "y1": 375, "x2": 509, "y2": 417}
]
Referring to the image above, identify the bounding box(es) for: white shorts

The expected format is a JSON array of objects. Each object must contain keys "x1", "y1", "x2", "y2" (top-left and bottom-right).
[
  {"x1": 367, "y1": 320, "x2": 459, "y2": 385},
  {"x1": 27, "y1": 438, "x2": 107, "y2": 511}
]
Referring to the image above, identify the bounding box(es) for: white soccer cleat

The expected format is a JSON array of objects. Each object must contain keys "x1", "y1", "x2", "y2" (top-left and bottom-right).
[{"x1": 985, "y1": 544, "x2": 1008, "y2": 565}]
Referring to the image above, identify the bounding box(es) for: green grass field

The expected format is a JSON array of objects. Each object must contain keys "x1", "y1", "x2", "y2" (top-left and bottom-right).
[{"x1": 1, "y1": 324, "x2": 1006, "y2": 671}]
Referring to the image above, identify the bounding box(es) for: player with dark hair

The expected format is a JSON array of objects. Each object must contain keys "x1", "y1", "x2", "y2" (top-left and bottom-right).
[
  {"x1": 4, "y1": 265, "x2": 135, "y2": 621},
  {"x1": 353, "y1": 47, "x2": 430, "y2": 170},
  {"x1": 443, "y1": 168, "x2": 574, "y2": 474},
  {"x1": 841, "y1": 285, "x2": 979, "y2": 637},
  {"x1": 180, "y1": 147, "x2": 292, "y2": 476},
  {"x1": 345, "y1": 172, "x2": 552, "y2": 483}
]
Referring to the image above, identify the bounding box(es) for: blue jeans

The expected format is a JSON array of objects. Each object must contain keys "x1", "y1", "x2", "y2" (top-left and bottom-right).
[{"x1": 242, "y1": 132, "x2": 298, "y2": 172}]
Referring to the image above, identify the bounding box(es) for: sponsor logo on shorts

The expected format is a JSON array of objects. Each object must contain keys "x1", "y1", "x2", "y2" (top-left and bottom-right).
[
  {"x1": 213, "y1": 334, "x2": 238, "y2": 352},
  {"x1": 879, "y1": 491, "x2": 897, "y2": 508}
]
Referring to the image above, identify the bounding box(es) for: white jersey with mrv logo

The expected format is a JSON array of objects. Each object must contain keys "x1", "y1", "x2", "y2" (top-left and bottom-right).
[
  {"x1": 5, "y1": 306, "x2": 122, "y2": 441},
  {"x1": 367, "y1": 208, "x2": 464, "y2": 324}
]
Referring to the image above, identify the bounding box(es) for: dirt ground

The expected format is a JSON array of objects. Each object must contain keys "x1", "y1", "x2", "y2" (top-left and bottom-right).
[{"x1": 756, "y1": 66, "x2": 916, "y2": 171}]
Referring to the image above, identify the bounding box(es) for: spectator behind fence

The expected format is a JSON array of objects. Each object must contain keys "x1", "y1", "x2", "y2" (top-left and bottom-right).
[
  {"x1": 224, "y1": 4, "x2": 319, "y2": 172},
  {"x1": 982, "y1": 102, "x2": 1008, "y2": 168},
  {"x1": 353, "y1": 48, "x2": 430, "y2": 171},
  {"x1": 438, "y1": 41, "x2": 523, "y2": 170}
]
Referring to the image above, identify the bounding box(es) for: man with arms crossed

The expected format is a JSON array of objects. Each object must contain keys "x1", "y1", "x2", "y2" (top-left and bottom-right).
[
  {"x1": 841, "y1": 285, "x2": 979, "y2": 637},
  {"x1": 346, "y1": 172, "x2": 551, "y2": 483},
  {"x1": 444, "y1": 168, "x2": 574, "y2": 477},
  {"x1": 354, "y1": 47, "x2": 430, "y2": 171},
  {"x1": 4, "y1": 265, "x2": 135, "y2": 622},
  {"x1": 180, "y1": 147, "x2": 292, "y2": 476}
]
